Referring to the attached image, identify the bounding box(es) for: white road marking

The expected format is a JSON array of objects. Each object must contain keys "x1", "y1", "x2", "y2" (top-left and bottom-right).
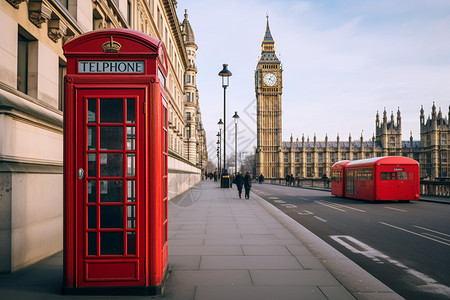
[
  {"x1": 297, "y1": 210, "x2": 313, "y2": 215},
  {"x1": 315, "y1": 200, "x2": 365, "y2": 212},
  {"x1": 334, "y1": 203, "x2": 366, "y2": 212},
  {"x1": 380, "y1": 222, "x2": 450, "y2": 247},
  {"x1": 315, "y1": 200, "x2": 346, "y2": 212},
  {"x1": 274, "y1": 200, "x2": 286, "y2": 204},
  {"x1": 413, "y1": 225, "x2": 450, "y2": 238},
  {"x1": 422, "y1": 233, "x2": 450, "y2": 244},
  {"x1": 385, "y1": 206, "x2": 408, "y2": 212},
  {"x1": 313, "y1": 216, "x2": 327, "y2": 222},
  {"x1": 331, "y1": 235, "x2": 450, "y2": 297},
  {"x1": 281, "y1": 204, "x2": 297, "y2": 209},
  {"x1": 269, "y1": 197, "x2": 280, "y2": 200}
]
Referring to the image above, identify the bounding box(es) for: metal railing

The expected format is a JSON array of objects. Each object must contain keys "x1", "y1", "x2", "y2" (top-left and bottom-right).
[
  {"x1": 264, "y1": 178, "x2": 450, "y2": 197},
  {"x1": 420, "y1": 180, "x2": 450, "y2": 197}
]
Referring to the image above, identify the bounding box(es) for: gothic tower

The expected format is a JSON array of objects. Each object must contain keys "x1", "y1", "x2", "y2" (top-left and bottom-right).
[
  {"x1": 255, "y1": 16, "x2": 283, "y2": 178},
  {"x1": 375, "y1": 107, "x2": 402, "y2": 156}
]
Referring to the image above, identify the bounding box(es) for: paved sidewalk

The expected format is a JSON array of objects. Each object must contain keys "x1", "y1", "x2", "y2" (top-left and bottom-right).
[{"x1": 0, "y1": 180, "x2": 403, "y2": 300}]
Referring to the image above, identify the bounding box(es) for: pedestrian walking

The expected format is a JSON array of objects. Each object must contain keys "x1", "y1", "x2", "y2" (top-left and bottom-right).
[
  {"x1": 244, "y1": 172, "x2": 252, "y2": 199},
  {"x1": 258, "y1": 173, "x2": 264, "y2": 184},
  {"x1": 235, "y1": 171, "x2": 244, "y2": 198}
]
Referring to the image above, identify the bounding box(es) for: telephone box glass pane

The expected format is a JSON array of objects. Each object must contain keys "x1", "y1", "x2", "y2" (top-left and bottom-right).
[
  {"x1": 100, "y1": 127, "x2": 123, "y2": 150},
  {"x1": 127, "y1": 154, "x2": 135, "y2": 177},
  {"x1": 88, "y1": 232, "x2": 97, "y2": 255},
  {"x1": 127, "y1": 127, "x2": 135, "y2": 150},
  {"x1": 87, "y1": 99, "x2": 96, "y2": 123},
  {"x1": 127, "y1": 98, "x2": 135, "y2": 124},
  {"x1": 100, "y1": 153, "x2": 123, "y2": 177},
  {"x1": 100, "y1": 98, "x2": 123, "y2": 123},
  {"x1": 101, "y1": 232, "x2": 123, "y2": 255},
  {"x1": 87, "y1": 180, "x2": 96, "y2": 203},
  {"x1": 127, "y1": 205, "x2": 136, "y2": 229},
  {"x1": 100, "y1": 180, "x2": 123, "y2": 202},
  {"x1": 100, "y1": 206, "x2": 123, "y2": 228},
  {"x1": 127, "y1": 232, "x2": 136, "y2": 255},
  {"x1": 127, "y1": 180, "x2": 135, "y2": 202},
  {"x1": 87, "y1": 127, "x2": 96, "y2": 150},
  {"x1": 88, "y1": 154, "x2": 96, "y2": 177},
  {"x1": 88, "y1": 206, "x2": 96, "y2": 229}
]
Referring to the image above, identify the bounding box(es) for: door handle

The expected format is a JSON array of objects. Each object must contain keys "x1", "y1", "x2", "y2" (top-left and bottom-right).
[{"x1": 78, "y1": 168, "x2": 85, "y2": 180}]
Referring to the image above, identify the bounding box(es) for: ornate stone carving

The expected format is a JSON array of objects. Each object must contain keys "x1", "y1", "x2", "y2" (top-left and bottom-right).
[
  {"x1": 6, "y1": 0, "x2": 27, "y2": 9},
  {"x1": 48, "y1": 19, "x2": 67, "y2": 43},
  {"x1": 28, "y1": 1, "x2": 52, "y2": 28}
]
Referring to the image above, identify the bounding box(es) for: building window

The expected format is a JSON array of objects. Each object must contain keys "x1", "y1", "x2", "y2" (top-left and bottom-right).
[
  {"x1": 127, "y1": 1, "x2": 131, "y2": 25},
  {"x1": 186, "y1": 74, "x2": 191, "y2": 83},
  {"x1": 186, "y1": 92, "x2": 191, "y2": 102},
  {"x1": 342, "y1": 153, "x2": 346, "y2": 160},
  {"x1": 318, "y1": 153, "x2": 323, "y2": 162},
  {"x1": 283, "y1": 152, "x2": 288, "y2": 163},
  {"x1": 17, "y1": 34, "x2": 29, "y2": 94},
  {"x1": 307, "y1": 167, "x2": 312, "y2": 177},
  {"x1": 295, "y1": 167, "x2": 300, "y2": 177},
  {"x1": 58, "y1": 59, "x2": 66, "y2": 111},
  {"x1": 307, "y1": 153, "x2": 311, "y2": 163},
  {"x1": 390, "y1": 137, "x2": 395, "y2": 148},
  {"x1": 442, "y1": 152, "x2": 448, "y2": 163},
  {"x1": 186, "y1": 126, "x2": 191, "y2": 138},
  {"x1": 57, "y1": 0, "x2": 69, "y2": 8},
  {"x1": 295, "y1": 152, "x2": 300, "y2": 162},
  {"x1": 330, "y1": 152, "x2": 335, "y2": 162},
  {"x1": 441, "y1": 134, "x2": 447, "y2": 145},
  {"x1": 186, "y1": 112, "x2": 191, "y2": 120}
]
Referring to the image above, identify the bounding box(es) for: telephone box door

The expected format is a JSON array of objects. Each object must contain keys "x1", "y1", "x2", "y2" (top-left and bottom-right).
[{"x1": 76, "y1": 89, "x2": 145, "y2": 286}]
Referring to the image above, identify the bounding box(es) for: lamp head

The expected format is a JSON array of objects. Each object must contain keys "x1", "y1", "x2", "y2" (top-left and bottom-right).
[
  {"x1": 218, "y1": 64, "x2": 232, "y2": 87},
  {"x1": 232, "y1": 111, "x2": 240, "y2": 124}
]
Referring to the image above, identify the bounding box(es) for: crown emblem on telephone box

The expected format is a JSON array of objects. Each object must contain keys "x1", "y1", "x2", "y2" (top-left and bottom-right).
[{"x1": 102, "y1": 36, "x2": 122, "y2": 53}]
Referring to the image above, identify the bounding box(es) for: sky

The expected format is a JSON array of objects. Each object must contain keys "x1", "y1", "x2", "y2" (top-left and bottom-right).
[{"x1": 176, "y1": 0, "x2": 450, "y2": 162}]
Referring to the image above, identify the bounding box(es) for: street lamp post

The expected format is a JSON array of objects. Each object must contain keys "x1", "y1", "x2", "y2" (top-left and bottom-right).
[
  {"x1": 217, "y1": 119, "x2": 223, "y2": 176},
  {"x1": 218, "y1": 64, "x2": 232, "y2": 188},
  {"x1": 218, "y1": 64, "x2": 232, "y2": 171},
  {"x1": 232, "y1": 111, "x2": 240, "y2": 174},
  {"x1": 216, "y1": 130, "x2": 221, "y2": 175}
]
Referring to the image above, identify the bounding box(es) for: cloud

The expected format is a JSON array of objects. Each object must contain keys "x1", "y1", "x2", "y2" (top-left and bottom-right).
[{"x1": 177, "y1": 0, "x2": 450, "y2": 161}]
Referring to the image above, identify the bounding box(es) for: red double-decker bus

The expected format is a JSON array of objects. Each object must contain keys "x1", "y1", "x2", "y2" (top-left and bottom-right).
[
  {"x1": 331, "y1": 156, "x2": 420, "y2": 202},
  {"x1": 331, "y1": 160, "x2": 350, "y2": 197}
]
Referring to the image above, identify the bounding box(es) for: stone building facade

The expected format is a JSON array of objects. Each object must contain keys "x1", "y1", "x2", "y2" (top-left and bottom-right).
[
  {"x1": 255, "y1": 18, "x2": 449, "y2": 181},
  {"x1": 0, "y1": 0, "x2": 206, "y2": 273}
]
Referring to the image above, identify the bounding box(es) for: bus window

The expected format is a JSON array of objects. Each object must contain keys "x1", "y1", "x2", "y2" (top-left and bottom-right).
[
  {"x1": 397, "y1": 172, "x2": 408, "y2": 180},
  {"x1": 381, "y1": 172, "x2": 397, "y2": 180}
]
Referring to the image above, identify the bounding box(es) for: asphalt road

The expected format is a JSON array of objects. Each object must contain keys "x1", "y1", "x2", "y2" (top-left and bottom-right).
[{"x1": 251, "y1": 184, "x2": 450, "y2": 300}]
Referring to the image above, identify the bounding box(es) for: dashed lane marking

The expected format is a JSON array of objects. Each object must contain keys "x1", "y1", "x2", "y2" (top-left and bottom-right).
[
  {"x1": 297, "y1": 210, "x2": 313, "y2": 215},
  {"x1": 281, "y1": 204, "x2": 297, "y2": 209},
  {"x1": 274, "y1": 200, "x2": 286, "y2": 204},
  {"x1": 385, "y1": 206, "x2": 408, "y2": 212},
  {"x1": 313, "y1": 216, "x2": 327, "y2": 222}
]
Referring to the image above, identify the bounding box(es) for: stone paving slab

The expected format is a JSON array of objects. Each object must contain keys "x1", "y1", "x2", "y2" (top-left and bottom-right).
[{"x1": 0, "y1": 180, "x2": 403, "y2": 300}]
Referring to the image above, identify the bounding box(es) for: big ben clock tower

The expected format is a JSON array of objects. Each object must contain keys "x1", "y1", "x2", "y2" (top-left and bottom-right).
[{"x1": 255, "y1": 16, "x2": 283, "y2": 179}]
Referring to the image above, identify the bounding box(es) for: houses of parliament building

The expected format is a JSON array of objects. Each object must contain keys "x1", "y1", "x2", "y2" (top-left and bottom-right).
[{"x1": 255, "y1": 17, "x2": 449, "y2": 181}]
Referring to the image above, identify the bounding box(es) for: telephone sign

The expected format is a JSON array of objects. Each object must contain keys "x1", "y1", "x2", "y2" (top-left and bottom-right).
[{"x1": 78, "y1": 60, "x2": 145, "y2": 73}]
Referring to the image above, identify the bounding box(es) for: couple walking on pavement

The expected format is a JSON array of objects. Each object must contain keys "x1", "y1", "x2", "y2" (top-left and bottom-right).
[{"x1": 234, "y1": 171, "x2": 252, "y2": 199}]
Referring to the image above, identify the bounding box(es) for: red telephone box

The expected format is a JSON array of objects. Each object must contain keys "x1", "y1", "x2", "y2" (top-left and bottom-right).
[{"x1": 62, "y1": 29, "x2": 168, "y2": 295}]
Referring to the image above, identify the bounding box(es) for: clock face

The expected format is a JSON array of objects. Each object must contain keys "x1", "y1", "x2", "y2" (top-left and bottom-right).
[{"x1": 263, "y1": 73, "x2": 277, "y2": 86}]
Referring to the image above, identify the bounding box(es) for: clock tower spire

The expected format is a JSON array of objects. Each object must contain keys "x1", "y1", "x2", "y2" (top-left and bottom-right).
[{"x1": 255, "y1": 15, "x2": 283, "y2": 179}]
